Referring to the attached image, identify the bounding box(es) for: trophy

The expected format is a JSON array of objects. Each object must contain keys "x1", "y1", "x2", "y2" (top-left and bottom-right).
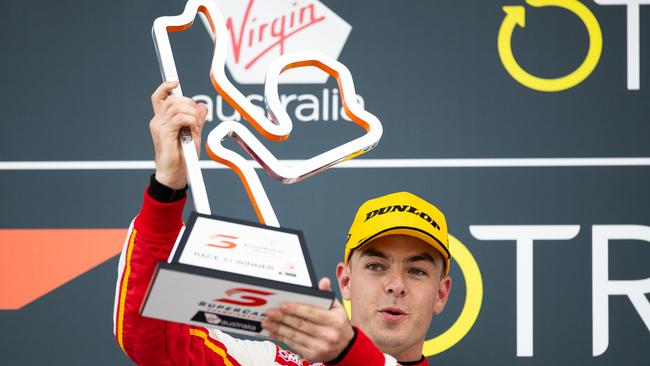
[{"x1": 141, "y1": 0, "x2": 382, "y2": 338}]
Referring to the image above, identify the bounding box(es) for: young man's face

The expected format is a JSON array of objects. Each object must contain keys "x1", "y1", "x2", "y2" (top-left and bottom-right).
[{"x1": 336, "y1": 234, "x2": 452, "y2": 360}]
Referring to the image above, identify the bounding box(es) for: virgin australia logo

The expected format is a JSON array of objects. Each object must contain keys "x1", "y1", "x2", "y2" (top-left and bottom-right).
[{"x1": 211, "y1": 0, "x2": 352, "y2": 84}]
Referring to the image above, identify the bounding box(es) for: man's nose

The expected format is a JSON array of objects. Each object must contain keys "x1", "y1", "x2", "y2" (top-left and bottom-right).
[{"x1": 384, "y1": 270, "x2": 407, "y2": 297}]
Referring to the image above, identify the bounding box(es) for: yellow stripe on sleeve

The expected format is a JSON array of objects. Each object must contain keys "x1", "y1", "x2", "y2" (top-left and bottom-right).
[
  {"x1": 189, "y1": 328, "x2": 236, "y2": 366},
  {"x1": 116, "y1": 229, "x2": 137, "y2": 353}
]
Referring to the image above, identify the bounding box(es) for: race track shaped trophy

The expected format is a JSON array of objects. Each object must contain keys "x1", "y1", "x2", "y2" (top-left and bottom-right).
[{"x1": 140, "y1": 0, "x2": 382, "y2": 338}]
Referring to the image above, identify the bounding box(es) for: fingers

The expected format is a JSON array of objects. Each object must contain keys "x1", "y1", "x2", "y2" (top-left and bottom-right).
[
  {"x1": 263, "y1": 315, "x2": 334, "y2": 361},
  {"x1": 318, "y1": 277, "x2": 332, "y2": 292},
  {"x1": 151, "y1": 81, "x2": 179, "y2": 114},
  {"x1": 277, "y1": 302, "x2": 333, "y2": 326},
  {"x1": 269, "y1": 329, "x2": 314, "y2": 359},
  {"x1": 193, "y1": 103, "x2": 208, "y2": 154},
  {"x1": 266, "y1": 309, "x2": 318, "y2": 335},
  {"x1": 196, "y1": 103, "x2": 208, "y2": 127},
  {"x1": 262, "y1": 304, "x2": 354, "y2": 361},
  {"x1": 330, "y1": 297, "x2": 345, "y2": 310},
  {"x1": 265, "y1": 303, "x2": 351, "y2": 342},
  {"x1": 264, "y1": 317, "x2": 313, "y2": 351},
  {"x1": 267, "y1": 278, "x2": 335, "y2": 327},
  {"x1": 194, "y1": 103, "x2": 208, "y2": 135},
  {"x1": 154, "y1": 98, "x2": 205, "y2": 133},
  {"x1": 159, "y1": 96, "x2": 199, "y2": 118},
  {"x1": 148, "y1": 88, "x2": 208, "y2": 189},
  {"x1": 150, "y1": 82, "x2": 209, "y2": 138},
  {"x1": 317, "y1": 277, "x2": 346, "y2": 311}
]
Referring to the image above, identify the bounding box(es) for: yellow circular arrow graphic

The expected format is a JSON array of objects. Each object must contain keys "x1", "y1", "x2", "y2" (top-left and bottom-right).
[{"x1": 497, "y1": 0, "x2": 602, "y2": 92}]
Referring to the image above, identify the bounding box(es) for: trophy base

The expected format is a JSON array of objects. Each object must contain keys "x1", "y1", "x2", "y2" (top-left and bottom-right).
[{"x1": 141, "y1": 262, "x2": 334, "y2": 338}]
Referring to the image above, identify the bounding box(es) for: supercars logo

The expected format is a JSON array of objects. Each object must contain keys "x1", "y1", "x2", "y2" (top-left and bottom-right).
[
  {"x1": 212, "y1": 0, "x2": 352, "y2": 84},
  {"x1": 215, "y1": 288, "x2": 274, "y2": 307},
  {"x1": 207, "y1": 233, "x2": 238, "y2": 249}
]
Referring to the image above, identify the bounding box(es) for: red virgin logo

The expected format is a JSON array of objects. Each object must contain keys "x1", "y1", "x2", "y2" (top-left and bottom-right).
[
  {"x1": 227, "y1": 0, "x2": 325, "y2": 70},
  {"x1": 213, "y1": 0, "x2": 352, "y2": 84},
  {"x1": 215, "y1": 288, "x2": 274, "y2": 307}
]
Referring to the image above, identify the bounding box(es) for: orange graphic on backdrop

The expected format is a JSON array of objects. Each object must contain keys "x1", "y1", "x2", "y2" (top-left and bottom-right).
[{"x1": 0, "y1": 229, "x2": 125, "y2": 310}]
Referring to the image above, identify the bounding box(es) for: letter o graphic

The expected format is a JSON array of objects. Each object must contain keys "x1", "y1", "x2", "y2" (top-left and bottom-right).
[{"x1": 422, "y1": 234, "x2": 483, "y2": 356}]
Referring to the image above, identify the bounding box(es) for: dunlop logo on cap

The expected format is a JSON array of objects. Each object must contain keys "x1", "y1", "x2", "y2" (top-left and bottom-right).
[{"x1": 364, "y1": 205, "x2": 442, "y2": 230}]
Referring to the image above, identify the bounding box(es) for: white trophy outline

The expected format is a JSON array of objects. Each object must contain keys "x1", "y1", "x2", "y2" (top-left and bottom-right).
[{"x1": 152, "y1": 0, "x2": 383, "y2": 227}]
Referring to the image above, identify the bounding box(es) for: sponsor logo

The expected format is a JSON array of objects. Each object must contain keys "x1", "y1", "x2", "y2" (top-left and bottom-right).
[
  {"x1": 206, "y1": 233, "x2": 238, "y2": 249},
  {"x1": 194, "y1": 0, "x2": 360, "y2": 124},
  {"x1": 214, "y1": 0, "x2": 352, "y2": 84},
  {"x1": 192, "y1": 310, "x2": 263, "y2": 332},
  {"x1": 194, "y1": 88, "x2": 365, "y2": 124},
  {"x1": 364, "y1": 205, "x2": 441, "y2": 230},
  {"x1": 215, "y1": 287, "x2": 274, "y2": 307},
  {"x1": 280, "y1": 262, "x2": 297, "y2": 278},
  {"x1": 204, "y1": 312, "x2": 222, "y2": 324},
  {"x1": 275, "y1": 348, "x2": 321, "y2": 366},
  {"x1": 198, "y1": 302, "x2": 267, "y2": 319}
]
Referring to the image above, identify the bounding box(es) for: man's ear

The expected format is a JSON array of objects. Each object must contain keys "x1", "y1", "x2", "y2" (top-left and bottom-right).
[
  {"x1": 336, "y1": 262, "x2": 351, "y2": 301},
  {"x1": 433, "y1": 275, "x2": 452, "y2": 315}
]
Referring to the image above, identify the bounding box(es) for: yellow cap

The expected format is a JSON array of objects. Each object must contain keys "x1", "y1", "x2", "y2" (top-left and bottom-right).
[{"x1": 344, "y1": 192, "x2": 450, "y2": 275}]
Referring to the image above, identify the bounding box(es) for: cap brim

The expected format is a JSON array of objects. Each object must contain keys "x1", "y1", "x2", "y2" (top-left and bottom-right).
[{"x1": 350, "y1": 226, "x2": 450, "y2": 275}]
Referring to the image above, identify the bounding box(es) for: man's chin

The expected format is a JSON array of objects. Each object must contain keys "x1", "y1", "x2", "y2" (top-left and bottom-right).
[
  {"x1": 372, "y1": 316, "x2": 411, "y2": 336},
  {"x1": 368, "y1": 329, "x2": 411, "y2": 355}
]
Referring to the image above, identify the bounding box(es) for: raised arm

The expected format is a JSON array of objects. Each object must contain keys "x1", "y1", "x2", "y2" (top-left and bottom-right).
[
  {"x1": 149, "y1": 81, "x2": 207, "y2": 190},
  {"x1": 112, "y1": 82, "x2": 227, "y2": 365}
]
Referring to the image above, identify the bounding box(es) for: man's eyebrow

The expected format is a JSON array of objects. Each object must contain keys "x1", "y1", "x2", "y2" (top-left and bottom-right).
[
  {"x1": 358, "y1": 249, "x2": 437, "y2": 265},
  {"x1": 406, "y1": 253, "x2": 437, "y2": 265},
  {"x1": 359, "y1": 248, "x2": 390, "y2": 260}
]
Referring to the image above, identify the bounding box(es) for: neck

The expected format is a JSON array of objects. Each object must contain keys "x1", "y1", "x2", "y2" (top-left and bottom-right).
[
  {"x1": 399, "y1": 355, "x2": 426, "y2": 365},
  {"x1": 382, "y1": 340, "x2": 425, "y2": 363}
]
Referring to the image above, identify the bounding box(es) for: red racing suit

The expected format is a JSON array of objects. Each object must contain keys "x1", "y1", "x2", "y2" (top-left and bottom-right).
[{"x1": 113, "y1": 189, "x2": 428, "y2": 366}]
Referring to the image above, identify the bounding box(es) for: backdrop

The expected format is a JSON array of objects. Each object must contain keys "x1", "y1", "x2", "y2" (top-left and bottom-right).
[{"x1": 1, "y1": 0, "x2": 648, "y2": 364}]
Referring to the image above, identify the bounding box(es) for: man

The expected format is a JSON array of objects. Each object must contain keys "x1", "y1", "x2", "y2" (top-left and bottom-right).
[
  {"x1": 113, "y1": 82, "x2": 452, "y2": 365},
  {"x1": 263, "y1": 191, "x2": 452, "y2": 364}
]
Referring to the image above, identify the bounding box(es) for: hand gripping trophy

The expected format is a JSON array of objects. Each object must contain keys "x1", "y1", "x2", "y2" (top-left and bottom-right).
[{"x1": 141, "y1": 0, "x2": 383, "y2": 339}]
